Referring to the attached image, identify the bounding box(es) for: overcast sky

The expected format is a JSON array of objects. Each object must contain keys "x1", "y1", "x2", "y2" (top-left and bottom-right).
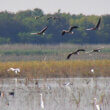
[{"x1": 0, "y1": 0, "x2": 110, "y2": 15}]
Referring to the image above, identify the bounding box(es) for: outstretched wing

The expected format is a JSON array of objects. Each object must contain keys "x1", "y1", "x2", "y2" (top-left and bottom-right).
[
  {"x1": 69, "y1": 26, "x2": 79, "y2": 32},
  {"x1": 86, "y1": 17, "x2": 101, "y2": 31},
  {"x1": 62, "y1": 30, "x2": 66, "y2": 35},
  {"x1": 95, "y1": 17, "x2": 101, "y2": 29},
  {"x1": 66, "y1": 53, "x2": 73, "y2": 59},
  {"x1": 30, "y1": 32, "x2": 39, "y2": 35},
  {"x1": 40, "y1": 26, "x2": 48, "y2": 34},
  {"x1": 77, "y1": 49, "x2": 85, "y2": 52}
]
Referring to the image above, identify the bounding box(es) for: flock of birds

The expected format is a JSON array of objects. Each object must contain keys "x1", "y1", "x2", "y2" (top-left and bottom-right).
[
  {"x1": 30, "y1": 16, "x2": 103, "y2": 59},
  {"x1": 0, "y1": 16, "x2": 103, "y2": 110}
]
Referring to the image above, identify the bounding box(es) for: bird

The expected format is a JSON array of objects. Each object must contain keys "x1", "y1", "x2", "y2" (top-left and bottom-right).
[
  {"x1": 93, "y1": 98, "x2": 101, "y2": 110},
  {"x1": 40, "y1": 93, "x2": 44, "y2": 109},
  {"x1": 0, "y1": 91, "x2": 4, "y2": 97},
  {"x1": 9, "y1": 89, "x2": 15, "y2": 97},
  {"x1": 86, "y1": 17, "x2": 101, "y2": 31},
  {"x1": 47, "y1": 16, "x2": 59, "y2": 20},
  {"x1": 34, "y1": 15, "x2": 42, "y2": 20},
  {"x1": 91, "y1": 69, "x2": 95, "y2": 73},
  {"x1": 63, "y1": 82, "x2": 73, "y2": 86},
  {"x1": 86, "y1": 47, "x2": 104, "y2": 54},
  {"x1": 62, "y1": 26, "x2": 79, "y2": 36},
  {"x1": 7, "y1": 68, "x2": 20, "y2": 74},
  {"x1": 66, "y1": 49, "x2": 85, "y2": 59},
  {"x1": 30, "y1": 26, "x2": 48, "y2": 35}
]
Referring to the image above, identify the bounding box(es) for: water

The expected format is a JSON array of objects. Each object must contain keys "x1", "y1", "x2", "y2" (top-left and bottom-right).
[{"x1": 0, "y1": 78, "x2": 110, "y2": 110}]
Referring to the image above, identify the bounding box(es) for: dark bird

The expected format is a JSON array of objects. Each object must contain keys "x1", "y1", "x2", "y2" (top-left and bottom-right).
[
  {"x1": 9, "y1": 89, "x2": 14, "y2": 97},
  {"x1": 30, "y1": 26, "x2": 48, "y2": 35},
  {"x1": 62, "y1": 26, "x2": 79, "y2": 36},
  {"x1": 67, "y1": 49, "x2": 85, "y2": 59},
  {"x1": 47, "y1": 16, "x2": 59, "y2": 20},
  {"x1": 86, "y1": 17, "x2": 101, "y2": 31},
  {"x1": 86, "y1": 47, "x2": 104, "y2": 54}
]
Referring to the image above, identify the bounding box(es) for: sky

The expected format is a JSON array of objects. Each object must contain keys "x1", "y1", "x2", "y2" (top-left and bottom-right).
[{"x1": 0, "y1": 0, "x2": 110, "y2": 15}]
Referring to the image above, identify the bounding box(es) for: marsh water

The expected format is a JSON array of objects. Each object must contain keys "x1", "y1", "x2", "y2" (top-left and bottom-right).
[{"x1": 0, "y1": 78, "x2": 110, "y2": 110}]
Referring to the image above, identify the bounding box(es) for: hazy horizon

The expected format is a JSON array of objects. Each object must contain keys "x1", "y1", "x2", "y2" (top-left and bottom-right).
[{"x1": 0, "y1": 0, "x2": 110, "y2": 15}]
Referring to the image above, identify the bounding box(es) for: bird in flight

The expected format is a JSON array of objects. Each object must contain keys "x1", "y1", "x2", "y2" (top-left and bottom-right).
[
  {"x1": 30, "y1": 26, "x2": 48, "y2": 35},
  {"x1": 62, "y1": 26, "x2": 79, "y2": 36},
  {"x1": 66, "y1": 49, "x2": 85, "y2": 59},
  {"x1": 86, "y1": 17, "x2": 101, "y2": 31},
  {"x1": 86, "y1": 47, "x2": 104, "y2": 54}
]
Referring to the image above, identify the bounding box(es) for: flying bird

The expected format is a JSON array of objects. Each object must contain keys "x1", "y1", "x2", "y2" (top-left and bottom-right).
[
  {"x1": 86, "y1": 47, "x2": 104, "y2": 54},
  {"x1": 30, "y1": 26, "x2": 48, "y2": 35},
  {"x1": 7, "y1": 68, "x2": 20, "y2": 74},
  {"x1": 86, "y1": 17, "x2": 101, "y2": 31},
  {"x1": 62, "y1": 26, "x2": 79, "y2": 36},
  {"x1": 66, "y1": 49, "x2": 85, "y2": 59}
]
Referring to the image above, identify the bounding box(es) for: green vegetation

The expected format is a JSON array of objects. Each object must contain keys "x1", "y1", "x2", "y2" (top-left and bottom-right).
[{"x1": 0, "y1": 8, "x2": 110, "y2": 44}]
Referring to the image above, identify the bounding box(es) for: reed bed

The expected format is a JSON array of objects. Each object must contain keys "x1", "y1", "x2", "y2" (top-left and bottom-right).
[{"x1": 0, "y1": 60, "x2": 110, "y2": 78}]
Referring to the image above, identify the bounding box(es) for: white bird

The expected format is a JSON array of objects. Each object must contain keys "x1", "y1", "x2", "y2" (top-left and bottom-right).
[
  {"x1": 64, "y1": 82, "x2": 73, "y2": 86},
  {"x1": 91, "y1": 69, "x2": 95, "y2": 74},
  {"x1": 8, "y1": 68, "x2": 20, "y2": 74},
  {"x1": 40, "y1": 93, "x2": 44, "y2": 109},
  {"x1": 93, "y1": 98, "x2": 101, "y2": 110}
]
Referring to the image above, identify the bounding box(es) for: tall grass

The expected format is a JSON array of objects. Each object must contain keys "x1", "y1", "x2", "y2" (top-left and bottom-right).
[{"x1": 0, "y1": 60, "x2": 110, "y2": 78}]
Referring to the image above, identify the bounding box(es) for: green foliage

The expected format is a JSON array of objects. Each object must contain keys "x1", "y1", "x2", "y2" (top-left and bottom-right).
[{"x1": 0, "y1": 9, "x2": 109, "y2": 44}]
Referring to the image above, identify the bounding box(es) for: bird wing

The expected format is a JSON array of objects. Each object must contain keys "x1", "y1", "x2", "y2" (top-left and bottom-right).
[
  {"x1": 66, "y1": 52, "x2": 74, "y2": 59},
  {"x1": 62, "y1": 30, "x2": 66, "y2": 35},
  {"x1": 77, "y1": 49, "x2": 85, "y2": 52},
  {"x1": 86, "y1": 18, "x2": 101, "y2": 31},
  {"x1": 86, "y1": 28, "x2": 94, "y2": 31},
  {"x1": 85, "y1": 50, "x2": 93, "y2": 54},
  {"x1": 30, "y1": 32, "x2": 39, "y2": 35},
  {"x1": 40, "y1": 26, "x2": 48, "y2": 34},
  {"x1": 69, "y1": 26, "x2": 78, "y2": 32},
  {"x1": 95, "y1": 17, "x2": 101, "y2": 29}
]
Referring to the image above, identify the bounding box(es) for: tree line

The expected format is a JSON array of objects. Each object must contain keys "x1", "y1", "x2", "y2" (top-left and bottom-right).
[{"x1": 0, "y1": 8, "x2": 110, "y2": 44}]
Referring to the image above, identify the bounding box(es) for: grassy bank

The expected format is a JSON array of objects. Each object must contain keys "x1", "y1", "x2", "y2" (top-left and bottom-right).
[{"x1": 0, "y1": 60, "x2": 110, "y2": 78}]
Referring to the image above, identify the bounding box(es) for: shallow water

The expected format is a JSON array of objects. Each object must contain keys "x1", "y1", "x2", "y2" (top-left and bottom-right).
[{"x1": 0, "y1": 78, "x2": 110, "y2": 110}]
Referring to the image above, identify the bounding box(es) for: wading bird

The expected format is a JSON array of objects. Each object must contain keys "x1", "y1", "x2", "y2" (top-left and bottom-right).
[
  {"x1": 8, "y1": 68, "x2": 20, "y2": 74},
  {"x1": 9, "y1": 89, "x2": 15, "y2": 97},
  {"x1": 0, "y1": 91, "x2": 4, "y2": 97},
  {"x1": 62, "y1": 26, "x2": 79, "y2": 36},
  {"x1": 63, "y1": 82, "x2": 73, "y2": 86},
  {"x1": 91, "y1": 69, "x2": 95, "y2": 73},
  {"x1": 86, "y1": 17, "x2": 101, "y2": 31},
  {"x1": 66, "y1": 49, "x2": 85, "y2": 59},
  {"x1": 93, "y1": 98, "x2": 101, "y2": 110},
  {"x1": 40, "y1": 93, "x2": 44, "y2": 109},
  {"x1": 30, "y1": 26, "x2": 48, "y2": 35}
]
